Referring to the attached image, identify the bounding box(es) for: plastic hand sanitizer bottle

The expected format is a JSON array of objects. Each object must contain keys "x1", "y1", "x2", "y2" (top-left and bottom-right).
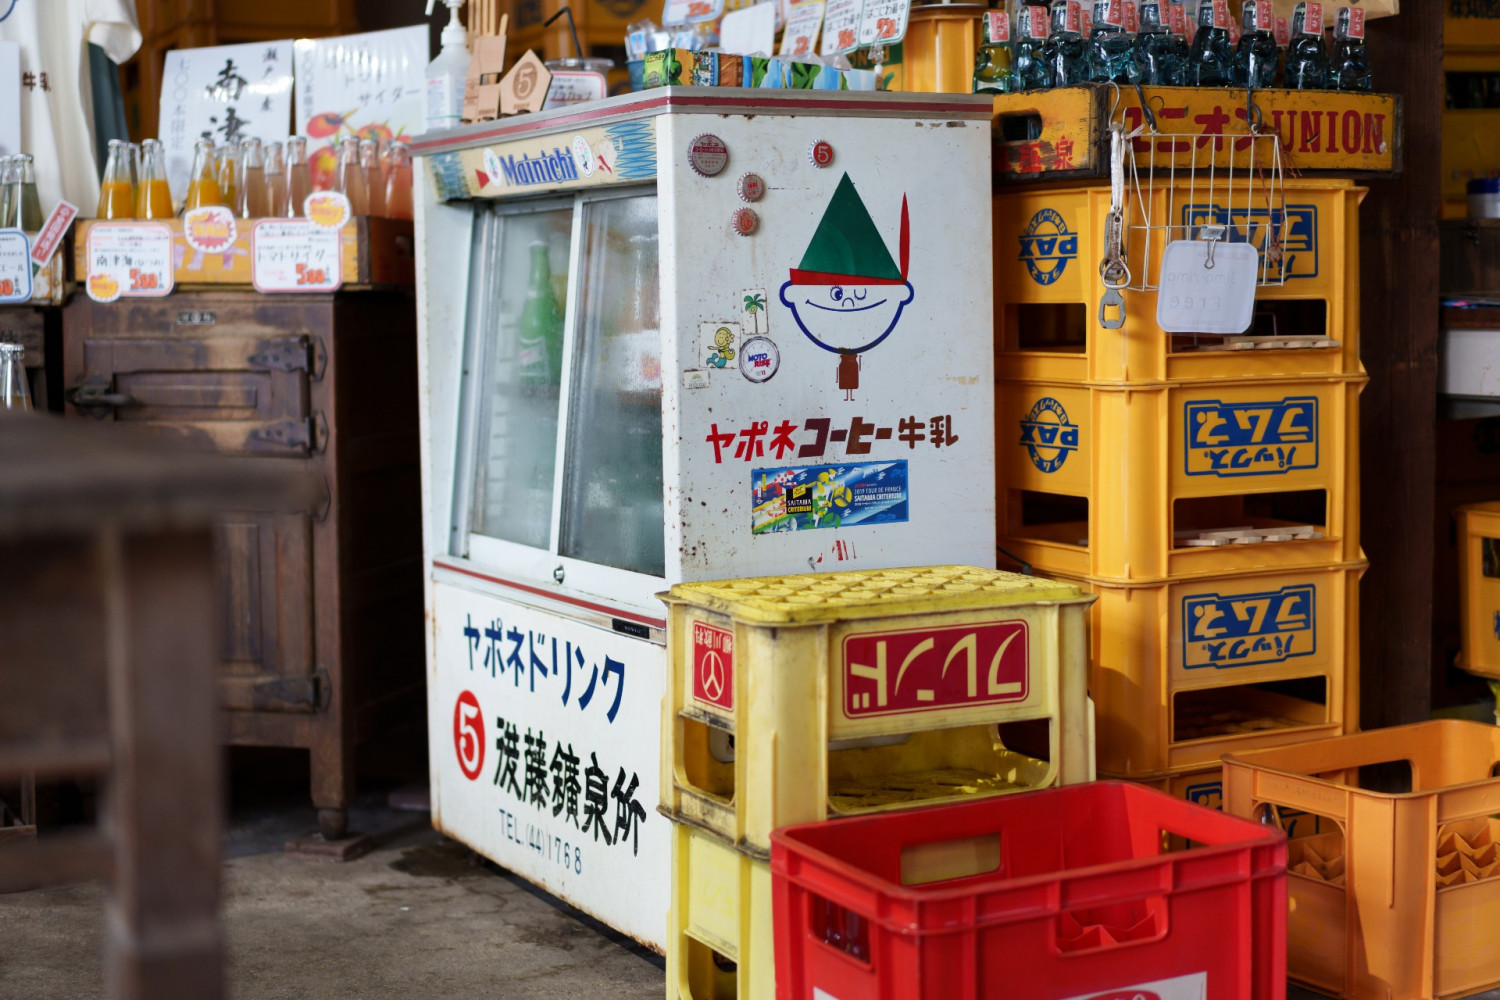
[{"x1": 425, "y1": 0, "x2": 470, "y2": 133}]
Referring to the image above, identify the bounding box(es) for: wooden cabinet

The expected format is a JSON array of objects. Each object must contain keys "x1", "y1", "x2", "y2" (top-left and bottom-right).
[{"x1": 62, "y1": 291, "x2": 423, "y2": 840}]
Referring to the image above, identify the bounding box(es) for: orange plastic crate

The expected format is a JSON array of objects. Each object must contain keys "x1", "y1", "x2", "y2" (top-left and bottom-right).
[{"x1": 1223, "y1": 720, "x2": 1500, "y2": 1000}]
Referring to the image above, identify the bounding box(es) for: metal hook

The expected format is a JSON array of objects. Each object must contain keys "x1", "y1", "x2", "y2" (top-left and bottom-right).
[
  {"x1": 1244, "y1": 88, "x2": 1265, "y2": 134},
  {"x1": 1107, "y1": 79, "x2": 1125, "y2": 127},
  {"x1": 1132, "y1": 82, "x2": 1159, "y2": 133}
]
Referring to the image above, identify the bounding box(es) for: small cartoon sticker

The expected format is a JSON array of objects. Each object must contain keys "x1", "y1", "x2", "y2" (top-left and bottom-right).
[
  {"x1": 741, "y1": 288, "x2": 769, "y2": 334},
  {"x1": 780, "y1": 173, "x2": 913, "y2": 401},
  {"x1": 703, "y1": 322, "x2": 742, "y2": 369},
  {"x1": 739, "y1": 336, "x2": 779, "y2": 383}
]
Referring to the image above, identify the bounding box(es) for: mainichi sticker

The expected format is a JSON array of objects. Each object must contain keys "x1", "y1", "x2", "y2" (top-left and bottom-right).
[
  {"x1": 780, "y1": 172, "x2": 913, "y2": 401},
  {"x1": 740, "y1": 336, "x2": 780, "y2": 384},
  {"x1": 751, "y1": 460, "x2": 908, "y2": 534},
  {"x1": 702, "y1": 322, "x2": 741, "y2": 369}
]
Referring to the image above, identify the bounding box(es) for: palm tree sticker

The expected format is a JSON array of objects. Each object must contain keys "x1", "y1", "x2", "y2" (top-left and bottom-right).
[{"x1": 742, "y1": 289, "x2": 768, "y2": 334}]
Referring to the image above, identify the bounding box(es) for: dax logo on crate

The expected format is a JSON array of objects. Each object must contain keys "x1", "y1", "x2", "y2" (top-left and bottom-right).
[
  {"x1": 1063, "y1": 971, "x2": 1208, "y2": 1000},
  {"x1": 1021, "y1": 397, "x2": 1079, "y2": 473},
  {"x1": 1018, "y1": 208, "x2": 1078, "y2": 286},
  {"x1": 842, "y1": 620, "x2": 1029, "y2": 718},
  {"x1": 1179, "y1": 203, "x2": 1319, "y2": 280},
  {"x1": 1184, "y1": 396, "x2": 1318, "y2": 477},
  {"x1": 1182, "y1": 583, "x2": 1316, "y2": 670},
  {"x1": 691, "y1": 621, "x2": 733, "y2": 711}
]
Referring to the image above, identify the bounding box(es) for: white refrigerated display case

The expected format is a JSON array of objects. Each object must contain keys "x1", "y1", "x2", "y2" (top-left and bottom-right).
[{"x1": 412, "y1": 88, "x2": 996, "y2": 948}]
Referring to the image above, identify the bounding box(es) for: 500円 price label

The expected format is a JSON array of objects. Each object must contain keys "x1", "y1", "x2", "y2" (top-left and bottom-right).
[
  {"x1": 251, "y1": 220, "x2": 343, "y2": 293},
  {"x1": 86, "y1": 223, "x2": 174, "y2": 303}
]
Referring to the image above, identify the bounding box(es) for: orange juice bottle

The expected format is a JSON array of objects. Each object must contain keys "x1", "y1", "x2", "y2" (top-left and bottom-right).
[
  {"x1": 135, "y1": 139, "x2": 174, "y2": 219},
  {"x1": 384, "y1": 140, "x2": 413, "y2": 221},
  {"x1": 96, "y1": 140, "x2": 135, "y2": 219},
  {"x1": 183, "y1": 139, "x2": 223, "y2": 210}
]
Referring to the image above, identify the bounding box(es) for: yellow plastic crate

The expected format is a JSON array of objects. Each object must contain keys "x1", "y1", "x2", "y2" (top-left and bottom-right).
[
  {"x1": 1057, "y1": 559, "x2": 1364, "y2": 776},
  {"x1": 658, "y1": 566, "x2": 1096, "y2": 860},
  {"x1": 1457, "y1": 501, "x2": 1500, "y2": 680},
  {"x1": 994, "y1": 180, "x2": 1366, "y2": 386},
  {"x1": 667, "y1": 821, "x2": 774, "y2": 1000},
  {"x1": 998, "y1": 373, "x2": 1363, "y2": 584},
  {"x1": 1224, "y1": 721, "x2": 1500, "y2": 1000}
]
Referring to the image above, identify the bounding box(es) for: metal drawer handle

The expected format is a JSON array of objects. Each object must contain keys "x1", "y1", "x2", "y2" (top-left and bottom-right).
[{"x1": 66, "y1": 375, "x2": 136, "y2": 415}]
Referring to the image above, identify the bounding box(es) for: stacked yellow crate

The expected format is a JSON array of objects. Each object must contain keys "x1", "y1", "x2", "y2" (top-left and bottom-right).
[
  {"x1": 993, "y1": 173, "x2": 1368, "y2": 804},
  {"x1": 657, "y1": 566, "x2": 1096, "y2": 1000}
]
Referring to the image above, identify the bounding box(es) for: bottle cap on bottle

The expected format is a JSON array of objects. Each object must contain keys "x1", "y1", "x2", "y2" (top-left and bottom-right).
[
  {"x1": 1302, "y1": 1, "x2": 1323, "y2": 33},
  {"x1": 985, "y1": 10, "x2": 1010, "y2": 42},
  {"x1": 1097, "y1": 0, "x2": 1123, "y2": 28},
  {"x1": 1338, "y1": 6, "x2": 1365, "y2": 38},
  {"x1": 1027, "y1": 4, "x2": 1050, "y2": 37}
]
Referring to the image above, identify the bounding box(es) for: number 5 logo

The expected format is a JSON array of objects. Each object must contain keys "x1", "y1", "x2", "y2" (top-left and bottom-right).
[{"x1": 454, "y1": 691, "x2": 485, "y2": 781}]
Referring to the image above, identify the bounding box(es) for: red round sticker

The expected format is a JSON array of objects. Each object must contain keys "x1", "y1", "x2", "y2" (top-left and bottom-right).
[
  {"x1": 809, "y1": 140, "x2": 834, "y2": 168},
  {"x1": 453, "y1": 690, "x2": 485, "y2": 781}
]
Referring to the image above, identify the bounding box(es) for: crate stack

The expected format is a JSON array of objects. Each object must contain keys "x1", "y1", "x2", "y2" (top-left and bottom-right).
[
  {"x1": 657, "y1": 566, "x2": 1096, "y2": 1000},
  {"x1": 992, "y1": 128, "x2": 1371, "y2": 806}
]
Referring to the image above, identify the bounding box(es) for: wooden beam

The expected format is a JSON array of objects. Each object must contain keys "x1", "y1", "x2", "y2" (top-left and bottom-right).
[{"x1": 1357, "y1": 12, "x2": 1444, "y2": 728}]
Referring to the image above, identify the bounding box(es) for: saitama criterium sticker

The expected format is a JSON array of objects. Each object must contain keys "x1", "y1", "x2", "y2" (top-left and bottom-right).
[{"x1": 751, "y1": 461, "x2": 908, "y2": 534}]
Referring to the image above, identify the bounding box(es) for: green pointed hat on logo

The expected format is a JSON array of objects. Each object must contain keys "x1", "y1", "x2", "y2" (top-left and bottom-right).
[{"x1": 789, "y1": 173, "x2": 909, "y2": 286}]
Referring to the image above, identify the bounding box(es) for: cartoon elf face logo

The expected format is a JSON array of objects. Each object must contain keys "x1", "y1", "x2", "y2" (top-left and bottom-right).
[{"x1": 779, "y1": 173, "x2": 914, "y2": 401}]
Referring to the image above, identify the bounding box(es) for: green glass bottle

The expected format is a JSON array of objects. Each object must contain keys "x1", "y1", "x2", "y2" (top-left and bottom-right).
[
  {"x1": 518, "y1": 241, "x2": 564, "y2": 392},
  {"x1": 973, "y1": 11, "x2": 1016, "y2": 94}
]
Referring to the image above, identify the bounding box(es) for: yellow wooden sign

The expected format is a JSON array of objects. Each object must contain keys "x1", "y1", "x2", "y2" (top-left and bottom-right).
[{"x1": 993, "y1": 84, "x2": 1400, "y2": 182}]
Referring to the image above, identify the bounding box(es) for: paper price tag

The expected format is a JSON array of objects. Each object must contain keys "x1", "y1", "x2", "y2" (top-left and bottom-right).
[
  {"x1": 542, "y1": 71, "x2": 609, "y2": 110},
  {"x1": 30, "y1": 201, "x2": 77, "y2": 267},
  {"x1": 780, "y1": 0, "x2": 827, "y2": 55},
  {"x1": 821, "y1": 0, "x2": 864, "y2": 54},
  {"x1": 1155, "y1": 239, "x2": 1258, "y2": 335},
  {"x1": 0, "y1": 230, "x2": 32, "y2": 304},
  {"x1": 663, "y1": 0, "x2": 726, "y2": 26},
  {"x1": 86, "y1": 223, "x2": 174, "y2": 303},
  {"x1": 251, "y1": 220, "x2": 344, "y2": 294},
  {"x1": 857, "y1": 0, "x2": 907, "y2": 45}
]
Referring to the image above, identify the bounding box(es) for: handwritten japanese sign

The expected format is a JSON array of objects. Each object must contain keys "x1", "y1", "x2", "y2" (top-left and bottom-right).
[
  {"x1": 160, "y1": 42, "x2": 295, "y2": 204},
  {"x1": 0, "y1": 230, "x2": 31, "y2": 304},
  {"x1": 251, "y1": 220, "x2": 343, "y2": 293},
  {"x1": 663, "y1": 0, "x2": 726, "y2": 26},
  {"x1": 821, "y1": 0, "x2": 864, "y2": 54},
  {"x1": 781, "y1": 0, "x2": 828, "y2": 55},
  {"x1": 86, "y1": 224, "x2": 174, "y2": 303}
]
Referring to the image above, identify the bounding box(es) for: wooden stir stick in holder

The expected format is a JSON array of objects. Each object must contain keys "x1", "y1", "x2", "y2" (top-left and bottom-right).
[{"x1": 462, "y1": 0, "x2": 509, "y2": 123}]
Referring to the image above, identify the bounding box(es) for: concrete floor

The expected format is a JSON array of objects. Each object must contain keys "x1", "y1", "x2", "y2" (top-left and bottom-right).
[{"x1": 1, "y1": 776, "x2": 1493, "y2": 1000}]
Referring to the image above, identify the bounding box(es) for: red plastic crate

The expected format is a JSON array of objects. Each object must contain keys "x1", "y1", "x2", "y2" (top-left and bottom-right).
[{"x1": 770, "y1": 781, "x2": 1286, "y2": 1000}]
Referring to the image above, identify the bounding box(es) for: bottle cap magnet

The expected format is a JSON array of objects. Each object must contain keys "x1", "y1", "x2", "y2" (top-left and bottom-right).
[
  {"x1": 730, "y1": 207, "x2": 759, "y2": 236},
  {"x1": 736, "y1": 172, "x2": 766, "y2": 202},
  {"x1": 808, "y1": 140, "x2": 834, "y2": 168},
  {"x1": 688, "y1": 133, "x2": 729, "y2": 177}
]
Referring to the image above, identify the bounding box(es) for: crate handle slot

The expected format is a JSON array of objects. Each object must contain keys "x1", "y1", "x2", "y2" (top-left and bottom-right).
[
  {"x1": 997, "y1": 112, "x2": 1044, "y2": 144},
  {"x1": 1054, "y1": 894, "x2": 1168, "y2": 955}
]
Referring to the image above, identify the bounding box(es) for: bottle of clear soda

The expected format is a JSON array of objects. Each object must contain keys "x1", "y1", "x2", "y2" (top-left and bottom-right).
[
  {"x1": 1286, "y1": 2, "x2": 1329, "y2": 89},
  {"x1": 1044, "y1": 0, "x2": 1089, "y2": 86},
  {"x1": 1012, "y1": 4, "x2": 1054, "y2": 90},
  {"x1": 973, "y1": 10, "x2": 1016, "y2": 93},
  {"x1": 1186, "y1": 0, "x2": 1234, "y2": 85},
  {"x1": 1234, "y1": 0, "x2": 1279, "y2": 88},
  {"x1": 1331, "y1": 5, "x2": 1372, "y2": 91}
]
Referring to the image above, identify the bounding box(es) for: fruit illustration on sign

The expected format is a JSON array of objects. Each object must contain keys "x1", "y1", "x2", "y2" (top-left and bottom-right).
[{"x1": 780, "y1": 173, "x2": 913, "y2": 401}]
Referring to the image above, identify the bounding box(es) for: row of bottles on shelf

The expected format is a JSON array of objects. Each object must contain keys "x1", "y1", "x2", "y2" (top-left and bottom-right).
[
  {"x1": 975, "y1": 0, "x2": 1372, "y2": 94},
  {"x1": 95, "y1": 135, "x2": 415, "y2": 223},
  {"x1": 0, "y1": 154, "x2": 42, "y2": 231}
]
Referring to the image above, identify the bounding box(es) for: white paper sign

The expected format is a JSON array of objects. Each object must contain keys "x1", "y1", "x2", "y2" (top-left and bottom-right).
[
  {"x1": 821, "y1": 0, "x2": 865, "y2": 54},
  {"x1": 541, "y1": 72, "x2": 610, "y2": 111},
  {"x1": 0, "y1": 230, "x2": 31, "y2": 304},
  {"x1": 159, "y1": 41, "x2": 296, "y2": 206},
  {"x1": 663, "y1": 0, "x2": 727, "y2": 26},
  {"x1": 857, "y1": 0, "x2": 912, "y2": 46},
  {"x1": 1155, "y1": 239, "x2": 1259, "y2": 335},
  {"x1": 781, "y1": 1, "x2": 828, "y2": 56},
  {"x1": 1063, "y1": 972, "x2": 1208, "y2": 1000},
  {"x1": 428, "y1": 582, "x2": 670, "y2": 950},
  {"x1": 720, "y1": 2, "x2": 780, "y2": 54},
  {"x1": 86, "y1": 224, "x2": 175, "y2": 303},
  {"x1": 0, "y1": 42, "x2": 19, "y2": 157},
  {"x1": 251, "y1": 220, "x2": 343, "y2": 294},
  {"x1": 294, "y1": 27, "x2": 426, "y2": 189}
]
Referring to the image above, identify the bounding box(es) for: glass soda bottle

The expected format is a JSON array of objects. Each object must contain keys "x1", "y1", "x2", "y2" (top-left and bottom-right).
[
  {"x1": 1133, "y1": 2, "x2": 1181, "y2": 84},
  {"x1": 1331, "y1": 6, "x2": 1372, "y2": 91},
  {"x1": 1165, "y1": 2, "x2": 1193, "y2": 70},
  {"x1": 384, "y1": 140, "x2": 414, "y2": 221},
  {"x1": 1286, "y1": 2, "x2": 1329, "y2": 89},
  {"x1": 285, "y1": 137, "x2": 312, "y2": 217},
  {"x1": 518, "y1": 241, "x2": 564, "y2": 392},
  {"x1": 0, "y1": 158, "x2": 12, "y2": 229},
  {"x1": 1187, "y1": 0, "x2": 1234, "y2": 85},
  {"x1": 1234, "y1": 0, "x2": 1279, "y2": 87},
  {"x1": 183, "y1": 139, "x2": 223, "y2": 210},
  {"x1": 1013, "y1": 4, "x2": 1054, "y2": 90},
  {"x1": 1086, "y1": 0, "x2": 1135, "y2": 82},
  {"x1": 97, "y1": 140, "x2": 134, "y2": 219},
  {"x1": 12, "y1": 155, "x2": 41, "y2": 230},
  {"x1": 360, "y1": 139, "x2": 386, "y2": 217},
  {"x1": 973, "y1": 11, "x2": 1016, "y2": 94},
  {"x1": 0, "y1": 343, "x2": 30, "y2": 412},
  {"x1": 236, "y1": 137, "x2": 269, "y2": 218},
  {"x1": 216, "y1": 142, "x2": 239, "y2": 212},
  {"x1": 1044, "y1": 1, "x2": 1088, "y2": 86},
  {"x1": 136, "y1": 139, "x2": 173, "y2": 219},
  {"x1": 264, "y1": 142, "x2": 287, "y2": 221},
  {"x1": 333, "y1": 138, "x2": 368, "y2": 216}
]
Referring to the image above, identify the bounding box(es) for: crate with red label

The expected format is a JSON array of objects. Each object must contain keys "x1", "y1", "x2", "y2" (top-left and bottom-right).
[
  {"x1": 994, "y1": 180, "x2": 1367, "y2": 387},
  {"x1": 996, "y1": 372, "x2": 1365, "y2": 584},
  {"x1": 770, "y1": 780, "x2": 1287, "y2": 1000},
  {"x1": 657, "y1": 566, "x2": 1096, "y2": 860}
]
